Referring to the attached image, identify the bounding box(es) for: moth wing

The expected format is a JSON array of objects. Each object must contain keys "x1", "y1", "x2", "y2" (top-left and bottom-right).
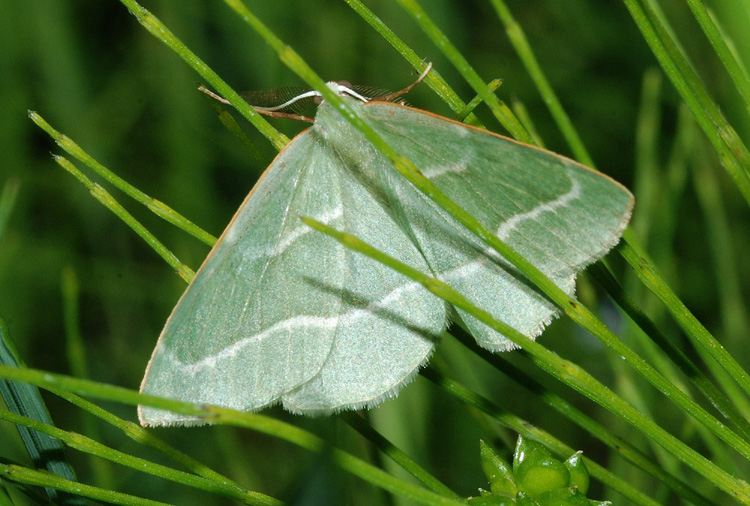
[
  {"x1": 361, "y1": 103, "x2": 633, "y2": 351},
  {"x1": 279, "y1": 135, "x2": 448, "y2": 415},
  {"x1": 139, "y1": 131, "x2": 340, "y2": 425},
  {"x1": 140, "y1": 129, "x2": 445, "y2": 425}
]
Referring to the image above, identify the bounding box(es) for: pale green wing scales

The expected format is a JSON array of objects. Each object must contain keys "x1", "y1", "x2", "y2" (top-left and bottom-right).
[
  {"x1": 139, "y1": 129, "x2": 445, "y2": 425},
  {"x1": 279, "y1": 128, "x2": 447, "y2": 414},
  {"x1": 140, "y1": 88, "x2": 633, "y2": 425},
  {"x1": 315, "y1": 99, "x2": 633, "y2": 351}
]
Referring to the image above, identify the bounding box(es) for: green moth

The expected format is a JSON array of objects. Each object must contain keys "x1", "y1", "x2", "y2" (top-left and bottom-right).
[{"x1": 139, "y1": 75, "x2": 634, "y2": 426}]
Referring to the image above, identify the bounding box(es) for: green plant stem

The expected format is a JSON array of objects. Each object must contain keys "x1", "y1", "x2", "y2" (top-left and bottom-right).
[
  {"x1": 618, "y1": 237, "x2": 750, "y2": 401},
  {"x1": 47, "y1": 386, "x2": 249, "y2": 496},
  {"x1": 392, "y1": 0, "x2": 533, "y2": 143},
  {"x1": 61, "y1": 268, "x2": 87, "y2": 381},
  {"x1": 591, "y1": 261, "x2": 750, "y2": 440},
  {"x1": 423, "y1": 364, "x2": 714, "y2": 506},
  {"x1": 0, "y1": 366, "x2": 468, "y2": 506},
  {"x1": 60, "y1": 268, "x2": 116, "y2": 490},
  {"x1": 341, "y1": 0, "x2": 485, "y2": 127},
  {"x1": 116, "y1": 0, "x2": 287, "y2": 151},
  {"x1": 446, "y1": 333, "x2": 719, "y2": 506},
  {"x1": 622, "y1": 0, "x2": 750, "y2": 205},
  {"x1": 456, "y1": 79, "x2": 503, "y2": 122},
  {"x1": 200, "y1": 92, "x2": 266, "y2": 163},
  {"x1": 301, "y1": 217, "x2": 750, "y2": 505},
  {"x1": 509, "y1": 98, "x2": 544, "y2": 148},
  {"x1": 28, "y1": 111, "x2": 217, "y2": 247},
  {"x1": 0, "y1": 410, "x2": 277, "y2": 506},
  {"x1": 49, "y1": 155, "x2": 194, "y2": 283},
  {"x1": 0, "y1": 178, "x2": 20, "y2": 243},
  {"x1": 684, "y1": 0, "x2": 750, "y2": 115},
  {"x1": 486, "y1": 0, "x2": 593, "y2": 166},
  {"x1": 0, "y1": 463, "x2": 174, "y2": 506},
  {"x1": 340, "y1": 412, "x2": 460, "y2": 499}
]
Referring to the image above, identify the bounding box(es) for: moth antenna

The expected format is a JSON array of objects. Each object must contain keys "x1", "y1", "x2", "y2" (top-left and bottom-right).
[
  {"x1": 199, "y1": 85, "x2": 314, "y2": 123},
  {"x1": 252, "y1": 109, "x2": 315, "y2": 124},
  {"x1": 199, "y1": 85, "x2": 232, "y2": 105},
  {"x1": 371, "y1": 62, "x2": 433, "y2": 103}
]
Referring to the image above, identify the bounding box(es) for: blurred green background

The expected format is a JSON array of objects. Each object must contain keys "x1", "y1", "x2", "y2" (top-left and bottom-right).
[{"x1": 1, "y1": 1, "x2": 749, "y2": 505}]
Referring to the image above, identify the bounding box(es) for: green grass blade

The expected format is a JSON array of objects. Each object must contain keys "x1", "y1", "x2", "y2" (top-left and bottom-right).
[
  {"x1": 618, "y1": 236, "x2": 750, "y2": 402},
  {"x1": 392, "y1": 0, "x2": 533, "y2": 144},
  {"x1": 630, "y1": 69, "x2": 665, "y2": 244},
  {"x1": 199, "y1": 89, "x2": 267, "y2": 163},
  {"x1": 61, "y1": 268, "x2": 88, "y2": 381},
  {"x1": 49, "y1": 154, "x2": 194, "y2": 283},
  {"x1": 0, "y1": 462, "x2": 175, "y2": 506},
  {"x1": 622, "y1": 0, "x2": 750, "y2": 206},
  {"x1": 116, "y1": 0, "x2": 287, "y2": 151},
  {"x1": 509, "y1": 97, "x2": 545, "y2": 148},
  {"x1": 0, "y1": 366, "x2": 470, "y2": 506},
  {"x1": 0, "y1": 409, "x2": 279, "y2": 506},
  {"x1": 28, "y1": 110, "x2": 217, "y2": 247},
  {"x1": 301, "y1": 216, "x2": 750, "y2": 505},
  {"x1": 684, "y1": 0, "x2": 750, "y2": 114},
  {"x1": 455, "y1": 79, "x2": 503, "y2": 122},
  {"x1": 60, "y1": 266, "x2": 116, "y2": 489},
  {"x1": 487, "y1": 0, "x2": 594, "y2": 166},
  {"x1": 591, "y1": 261, "x2": 750, "y2": 440},
  {"x1": 0, "y1": 317, "x2": 83, "y2": 506},
  {"x1": 340, "y1": 412, "x2": 460, "y2": 499},
  {"x1": 444, "y1": 332, "x2": 719, "y2": 506},
  {"x1": 341, "y1": 0, "x2": 485, "y2": 128}
]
